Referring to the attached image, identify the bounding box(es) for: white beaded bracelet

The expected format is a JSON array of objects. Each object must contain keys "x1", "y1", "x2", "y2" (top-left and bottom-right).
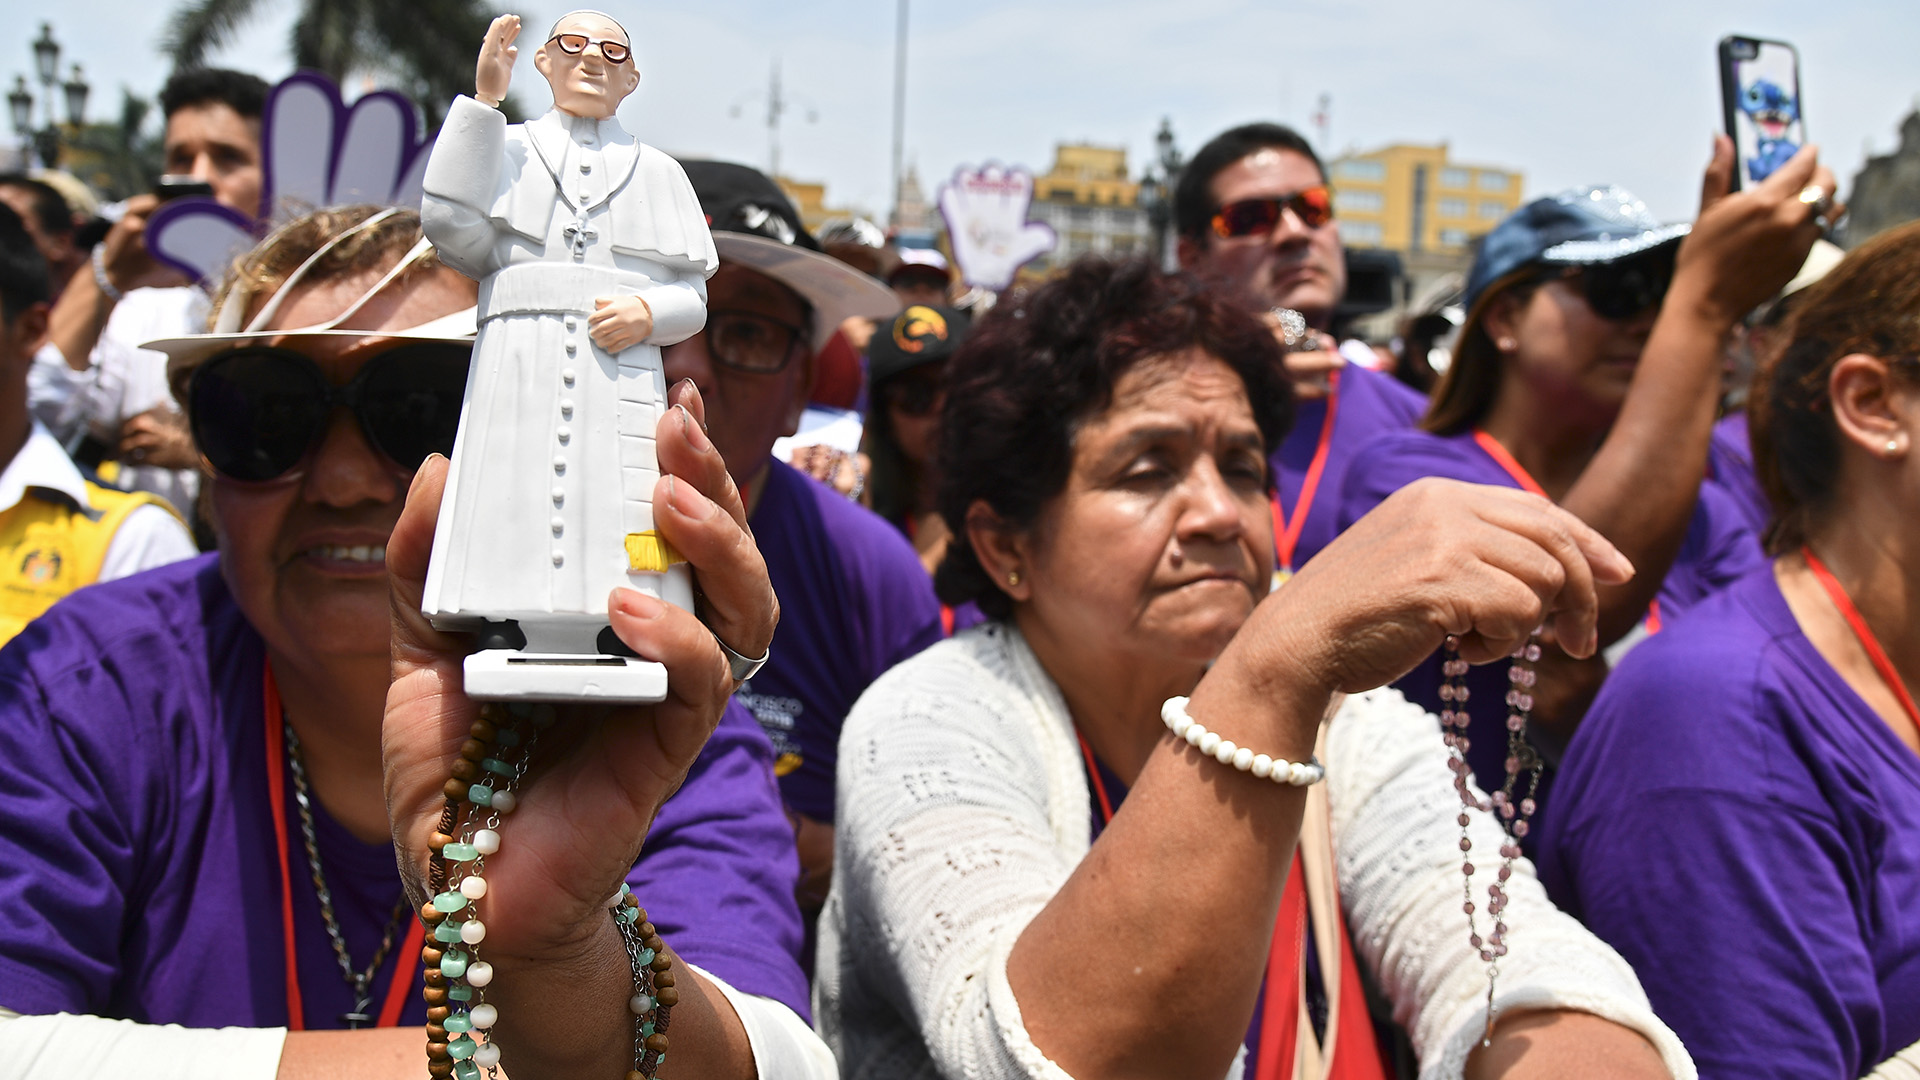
[
  {"x1": 1162, "y1": 696, "x2": 1326, "y2": 786},
  {"x1": 91, "y1": 244, "x2": 125, "y2": 303}
]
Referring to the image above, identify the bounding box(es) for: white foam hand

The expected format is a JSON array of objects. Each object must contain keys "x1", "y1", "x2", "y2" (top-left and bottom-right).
[
  {"x1": 146, "y1": 71, "x2": 433, "y2": 283},
  {"x1": 938, "y1": 164, "x2": 1056, "y2": 291}
]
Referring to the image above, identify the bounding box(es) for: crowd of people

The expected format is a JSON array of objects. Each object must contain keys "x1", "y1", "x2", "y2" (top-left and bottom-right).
[{"x1": 0, "y1": 13, "x2": 1914, "y2": 1080}]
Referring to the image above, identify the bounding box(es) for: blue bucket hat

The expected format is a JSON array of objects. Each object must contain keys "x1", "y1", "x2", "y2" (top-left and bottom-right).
[{"x1": 1464, "y1": 186, "x2": 1690, "y2": 312}]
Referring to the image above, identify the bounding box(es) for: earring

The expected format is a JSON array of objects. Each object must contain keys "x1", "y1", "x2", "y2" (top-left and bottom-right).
[
  {"x1": 1007, "y1": 570, "x2": 1021, "y2": 587},
  {"x1": 1889, "y1": 440, "x2": 1902, "y2": 454},
  {"x1": 1497, "y1": 337, "x2": 1518, "y2": 352}
]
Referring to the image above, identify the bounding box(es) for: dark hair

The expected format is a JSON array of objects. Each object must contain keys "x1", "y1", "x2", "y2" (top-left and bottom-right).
[
  {"x1": 1420, "y1": 269, "x2": 1549, "y2": 434},
  {"x1": 1751, "y1": 221, "x2": 1920, "y2": 554},
  {"x1": 1174, "y1": 123, "x2": 1325, "y2": 244},
  {"x1": 0, "y1": 204, "x2": 51, "y2": 322},
  {"x1": 934, "y1": 257, "x2": 1293, "y2": 618},
  {"x1": 0, "y1": 174, "x2": 75, "y2": 240},
  {"x1": 861, "y1": 380, "x2": 915, "y2": 526},
  {"x1": 159, "y1": 68, "x2": 270, "y2": 121}
]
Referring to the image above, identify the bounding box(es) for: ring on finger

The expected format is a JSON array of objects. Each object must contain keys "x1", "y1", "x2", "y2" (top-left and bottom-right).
[
  {"x1": 713, "y1": 630, "x2": 769, "y2": 685},
  {"x1": 1797, "y1": 184, "x2": 1834, "y2": 218}
]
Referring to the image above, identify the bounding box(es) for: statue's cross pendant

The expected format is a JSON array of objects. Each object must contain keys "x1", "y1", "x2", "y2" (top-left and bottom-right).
[{"x1": 565, "y1": 217, "x2": 598, "y2": 259}]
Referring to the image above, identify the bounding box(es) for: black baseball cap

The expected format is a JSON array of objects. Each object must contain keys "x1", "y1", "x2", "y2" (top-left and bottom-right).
[
  {"x1": 867, "y1": 304, "x2": 970, "y2": 385},
  {"x1": 679, "y1": 160, "x2": 897, "y2": 350}
]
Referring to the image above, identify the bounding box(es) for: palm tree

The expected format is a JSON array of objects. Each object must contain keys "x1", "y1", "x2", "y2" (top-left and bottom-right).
[{"x1": 162, "y1": 0, "x2": 519, "y2": 123}]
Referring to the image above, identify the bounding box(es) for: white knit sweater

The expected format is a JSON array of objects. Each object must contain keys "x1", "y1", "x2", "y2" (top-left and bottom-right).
[{"x1": 815, "y1": 622, "x2": 1694, "y2": 1080}]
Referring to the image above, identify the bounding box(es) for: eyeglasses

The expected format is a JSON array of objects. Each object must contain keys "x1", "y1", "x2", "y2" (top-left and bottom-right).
[
  {"x1": 187, "y1": 344, "x2": 470, "y2": 483},
  {"x1": 1562, "y1": 250, "x2": 1675, "y2": 322},
  {"x1": 704, "y1": 309, "x2": 808, "y2": 374},
  {"x1": 882, "y1": 369, "x2": 946, "y2": 417},
  {"x1": 547, "y1": 33, "x2": 632, "y2": 64},
  {"x1": 1211, "y1": 187, "x2": 1334, "y2": 239}
]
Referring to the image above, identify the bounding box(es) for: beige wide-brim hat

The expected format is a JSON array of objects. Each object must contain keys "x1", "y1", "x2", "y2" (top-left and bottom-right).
[
  {"x1": 142, "y1": 211, "x2": 478, "y2": 400},
  {"x1": 712, "y1": 232, "x2": 900, "y2": 352}
]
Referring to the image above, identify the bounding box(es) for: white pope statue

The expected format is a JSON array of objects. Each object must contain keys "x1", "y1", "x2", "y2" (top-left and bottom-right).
[{"x1": 419, "y1": 10, "x2": 717, "y2": 701}]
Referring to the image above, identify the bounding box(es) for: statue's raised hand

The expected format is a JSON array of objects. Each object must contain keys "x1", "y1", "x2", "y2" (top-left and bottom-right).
[{"x1": 476, "y1": 14, "x2": 521, "y2": 107}]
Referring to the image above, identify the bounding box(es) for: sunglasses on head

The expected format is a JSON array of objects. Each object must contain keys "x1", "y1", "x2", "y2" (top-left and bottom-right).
[
  {"x1": 882, "y1": 368, "x2": 946, "y2": 417},
  {"x1": 187, "y1": 344, "x2": 470, "y2": 483},
  {"x1": 547, "y1": 33, "x2": 632, "y2": 64},
  {"x1": 1211, "y1": 187, "x2": 1334, "y2": 239},
  {"x1": 1561, "y1": 249, "x2": 1676, "y2": 322}
]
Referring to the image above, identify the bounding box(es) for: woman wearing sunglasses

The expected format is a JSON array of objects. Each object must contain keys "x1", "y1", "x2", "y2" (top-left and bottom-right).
[
  {"x1": 1540, "y1": 221, "x2": 1920, "y2": 1079},
  {"x1": 860, "y1": 304, "x2": 969, "y2": 573},
  {"x1": 1337, "y1": 139, "x2": 1836, "y2": 804},
  {"x1": 0, "y1": 206, "x2": 833, "y2": 1079}
]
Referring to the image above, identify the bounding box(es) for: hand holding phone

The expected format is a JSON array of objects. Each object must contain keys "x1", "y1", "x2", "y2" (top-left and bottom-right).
[
  {"x1": 1718, "y1": 36, "x2": 1805, "y2": 191},
  {"x1": 153, "y1": 175, "x2": 216, "y2": 202}
]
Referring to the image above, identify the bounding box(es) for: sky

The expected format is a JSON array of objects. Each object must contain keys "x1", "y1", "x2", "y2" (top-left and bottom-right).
[{"x1": 8, "y1": 0, "x2": 1919, "y2": 224}]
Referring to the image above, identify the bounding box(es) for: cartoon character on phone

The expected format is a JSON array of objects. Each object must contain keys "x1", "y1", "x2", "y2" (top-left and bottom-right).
[
  {"x1": 1739, "y1": 79, "x2": 1800, "y2": 184},
  {"x1": 1718, "y1": 35, "x2": 1805, "y2": 190}
]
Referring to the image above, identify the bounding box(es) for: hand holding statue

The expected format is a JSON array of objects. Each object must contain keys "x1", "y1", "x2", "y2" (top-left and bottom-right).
[{"x1": 476, "y1": 14, "x2": 521, "y2": 107}]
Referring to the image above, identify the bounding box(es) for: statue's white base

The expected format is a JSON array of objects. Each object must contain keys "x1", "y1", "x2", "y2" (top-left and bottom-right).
[{"x1": 463, "y1": 650, "x2": 669, "y2": 703}]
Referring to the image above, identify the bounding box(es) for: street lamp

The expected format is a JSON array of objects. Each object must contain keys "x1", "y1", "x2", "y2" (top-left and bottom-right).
[
  {"x1": 32, "y1": 25, "x2": 59, "y2": 90},
  {"x1": 7, "y1": 78, "x2": 30, "y2": 139},
  {"x1": 1142, "y1": 117, "x2": 1183, "y2": 270},
  {"x1": 64, "y1": 65, "x2": 89, "y2": 126},
  {"x1": 10, "y1": 25, "x2": 89, "y2": 168}
]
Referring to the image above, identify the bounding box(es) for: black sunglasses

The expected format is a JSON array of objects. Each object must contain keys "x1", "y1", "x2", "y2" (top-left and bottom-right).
[
  {"x1": 1563, "y1": 249, "x2": 1676, "y2": 322},
  {"x1": 882, "y1": 368, "x2": 946, "y2": 417},
  {"x1": 187, "y1": 344, "x2": 470, "y2": 483}
]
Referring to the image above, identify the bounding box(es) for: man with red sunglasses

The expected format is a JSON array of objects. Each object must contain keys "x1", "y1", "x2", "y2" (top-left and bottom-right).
[{"x1": 1174, "y1": 123, "x2": 1428, "y2": 577}]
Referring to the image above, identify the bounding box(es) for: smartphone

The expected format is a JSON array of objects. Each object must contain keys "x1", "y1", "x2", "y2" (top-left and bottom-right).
[
  {"x1": 154, "y1": 175, "x2": 216, "y2": 201},
  {"x1": 1718, "y1": 35, "x2": 1804, "y2": 190}
]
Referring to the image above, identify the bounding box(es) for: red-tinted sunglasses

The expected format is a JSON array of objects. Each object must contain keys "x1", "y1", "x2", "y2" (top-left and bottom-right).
[{"x1": 1211, "y1": 187, "x2": 1335, "y2": 239}]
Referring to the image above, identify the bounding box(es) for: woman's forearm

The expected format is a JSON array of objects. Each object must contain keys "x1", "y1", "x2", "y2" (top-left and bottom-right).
[
  {"x1": 1006, "y1": 658, "x2": 1326, "y2": 1080},
  {"x1": 1563, "y1": 288, "x2": 1731, "y2": 643},
  {"x1": 1465, "y1": 1010, "x2": 1671, "y2": 1080},
  {"x1": 481, "y1": 916, "x2": 755, "y2": 1080}
]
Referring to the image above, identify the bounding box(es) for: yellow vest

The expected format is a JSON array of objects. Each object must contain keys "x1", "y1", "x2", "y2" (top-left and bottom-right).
[{"x1": 0, "y1": 482, "x2": 184, "y2": 643}]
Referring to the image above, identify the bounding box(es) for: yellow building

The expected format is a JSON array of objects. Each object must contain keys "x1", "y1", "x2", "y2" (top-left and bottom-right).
[
  {"x1": 1326, "y1": 144, "x2": 1524, "y2": 255},
  {"x1": 1028, "y1": 143, "x2": 1150, "y2": 272},
  {"x1": 1033, "y1": 143, "x2": 1140, "y2": 206},
  {"x1": 775, "y1": 175, "x2": 860, "y2": 234}
]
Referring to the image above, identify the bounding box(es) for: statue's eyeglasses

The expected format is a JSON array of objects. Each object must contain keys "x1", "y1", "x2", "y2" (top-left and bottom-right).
[{"x1": 547, "y1": 34, "x2": 631, "y2": 64}]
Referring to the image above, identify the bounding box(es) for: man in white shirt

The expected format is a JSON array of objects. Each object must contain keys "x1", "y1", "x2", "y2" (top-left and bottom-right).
[
  {"x1": 0, "y1": 204, "x2": 195, "y2": 642},
  {"x1": 37, "y1": 68, "x2": 268, "y2": 519}
]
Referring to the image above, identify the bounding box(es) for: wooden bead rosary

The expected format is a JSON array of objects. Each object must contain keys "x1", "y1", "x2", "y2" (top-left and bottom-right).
[{"x1": 417, "y1": 702, "x2": 675, "y2": 1079}]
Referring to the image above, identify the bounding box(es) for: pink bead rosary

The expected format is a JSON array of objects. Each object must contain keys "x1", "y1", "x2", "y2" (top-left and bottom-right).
[{"x1": 1439, "y1": 633, "x2": 1543, "y2": 1046}]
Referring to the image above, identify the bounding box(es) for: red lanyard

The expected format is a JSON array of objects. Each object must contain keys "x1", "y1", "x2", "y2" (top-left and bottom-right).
[
  {"x1": 1473, "y1": 429, "x2": 1663, "y2": 634},
  {"x1": 1270, "y1": 368, "x2": 1343, "y2": 574},
  {"x1": 1803, "y1": 547, "x2": 1920, "y2": 733},
  {"x1": 1471, "y1": 428, "x2": 1547, "y2": 497},
  {"x1": 263, "y1": 663, "x2": 422, "y2": 1030}
]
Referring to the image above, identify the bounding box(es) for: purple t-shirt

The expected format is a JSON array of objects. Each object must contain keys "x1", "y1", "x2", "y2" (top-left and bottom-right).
[
  {"x1": 740, "y1": 460, "x2": 943, "y2": 823},
  {"x1": 1336, "y1": 427, "x2": 1765, "y2": 799},
  {"x1": 1707, "y1": 412, "x2": 1773, "y2": 540},
  {"x1": 0, "y1": 554, "x2": 810, "y2": 1028},
  {"x1": 1273, "y1": 363, "x2": 1428, "y2": 570},
  {"x1": 1537, "y1": 567, "x2": 1920, "y2": 1077}
]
